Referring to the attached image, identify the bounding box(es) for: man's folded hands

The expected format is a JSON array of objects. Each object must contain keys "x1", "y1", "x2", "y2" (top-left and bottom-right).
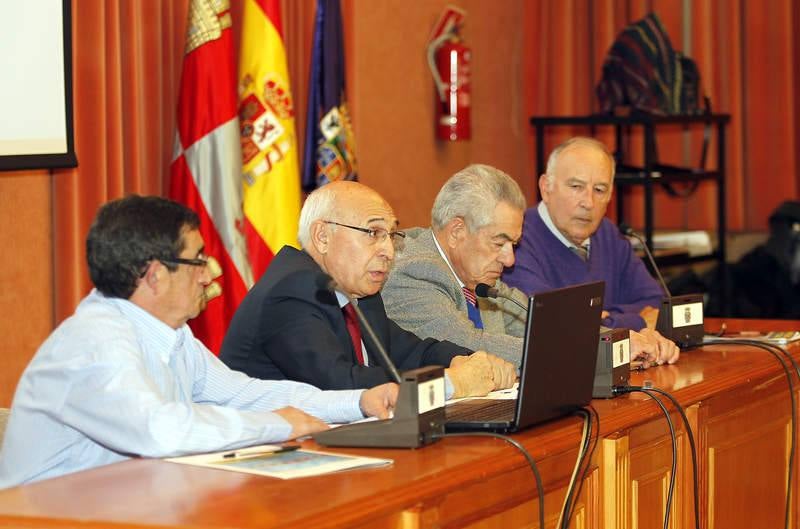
[{"x1": 447, "y1": 351, "x2": 516, "y2": 398}]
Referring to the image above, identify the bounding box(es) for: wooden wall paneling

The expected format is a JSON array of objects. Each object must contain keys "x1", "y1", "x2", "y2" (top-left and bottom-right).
[
  {"x1": 600, "y1": 434, "x2": 630, "y2": 529},
  {"x1": 431, "y1": 444, "x2": 599, "y2": 529},
  {"x1": 600, "y1": 414, "x2": 691, "y2": 529},
  {"x1": 450, "y1": 468, "x2": 599, "y2": 529},
  {"x1": 628, "y1": 419, "x2": 689, "y2": 529},
  {"x1": 700, "y1": 380, "x2": 793, "y2": 528}
]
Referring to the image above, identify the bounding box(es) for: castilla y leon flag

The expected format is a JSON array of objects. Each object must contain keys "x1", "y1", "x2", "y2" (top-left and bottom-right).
[
  {"x1": 169, "y1": 0, "x2": 253, "y2": 354},
  {"x1": 302, "y1": 0, "x2": 357, "y2": 192},
  {"x1": 238, "y1": 0, "x2": 302, "y2": 280}
]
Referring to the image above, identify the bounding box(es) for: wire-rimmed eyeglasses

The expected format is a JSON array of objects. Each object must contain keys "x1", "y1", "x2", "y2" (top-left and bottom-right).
[{"x1": 324, "y1": 221, "x2": 406, "y2": 250}]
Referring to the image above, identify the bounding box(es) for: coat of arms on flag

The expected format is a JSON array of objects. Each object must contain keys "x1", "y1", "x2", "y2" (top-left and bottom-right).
[
  {"x1": 238, "y1": 0, "x2": 302, "y2": 280},
  {"x1": 239, "y1": 73, "x2": 294, "y2": 185}
]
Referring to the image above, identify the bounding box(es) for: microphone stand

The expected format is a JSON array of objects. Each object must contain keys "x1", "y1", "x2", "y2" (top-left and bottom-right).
[
  {"x1": 312, "y1": 275, "x2": 446, "y2": 448},
  {"x1": 619, "y1": 224, "x2": 704, "y2": 348}
]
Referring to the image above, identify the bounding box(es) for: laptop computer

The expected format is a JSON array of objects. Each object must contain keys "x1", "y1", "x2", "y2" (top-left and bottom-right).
[{"x1": 445, "y1": 281, "x2": 605, "y2": 433}]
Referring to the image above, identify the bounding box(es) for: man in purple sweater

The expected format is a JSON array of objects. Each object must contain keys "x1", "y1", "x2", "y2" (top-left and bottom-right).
[{"x1": 503, "y1": 137, "x2": 679, "y2": 364}]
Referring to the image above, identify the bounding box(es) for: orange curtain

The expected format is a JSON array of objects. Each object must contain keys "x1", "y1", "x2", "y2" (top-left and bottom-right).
[
  {"x1": 524, "y1": 0, "x2": 799, "y2": 232},
  {"x1": 53, "y1": 0, "x2": 191, "y2": 323}
]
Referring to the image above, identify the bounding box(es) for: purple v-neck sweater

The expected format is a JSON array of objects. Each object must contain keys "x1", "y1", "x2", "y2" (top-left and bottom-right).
[{"x1": 502, "y1": 206, "x2": 664, "y2": 330}]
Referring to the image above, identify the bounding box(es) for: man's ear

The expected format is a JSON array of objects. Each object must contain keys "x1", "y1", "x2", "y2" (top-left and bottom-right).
[
  {"x1": 309, "y1": 220, "x2": 330, "y2": 254},
  {"x1": 140, "y1": 261, "x2": 163, "y2": 294},
  {"x1": 538, "y1": 174, "x2": 550, "y2": 202},
  {"x1": 445, "y1": 216, "x2": 467, "y2": 248}
]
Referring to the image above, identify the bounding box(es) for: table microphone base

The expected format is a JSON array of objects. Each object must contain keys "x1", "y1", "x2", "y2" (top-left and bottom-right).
[
  {"x1": 593, "y1": 328, "x2": 631, "y2": 398},
  {"x1": 314, "y1": 366, "x2": 446, "y2": 449},
  {"x1": 656, "y1": 293, "x2": 705, "y2": 348}
]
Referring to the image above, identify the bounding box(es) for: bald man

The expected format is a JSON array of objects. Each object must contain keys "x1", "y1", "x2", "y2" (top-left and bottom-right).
[
  {"x1": 220, "y1": 181, "x2": 516, "y2": 398},
  {"x1": 503, "y1": 136, "x2": 679, "y2": 365}
]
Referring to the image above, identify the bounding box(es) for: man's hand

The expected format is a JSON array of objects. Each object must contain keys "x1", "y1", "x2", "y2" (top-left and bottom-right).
[
  {"x1": 485, "y1": 354, "x2": 516, "y2": 389},
  {"x1": 359, "y1": 382, "x2": 399, "y2": 419},
  {"x1": 630, "y1": 328, "x2": 680, "y2": 368},
  {"x1": 639, "y1": 306, "x2": 659, "y2": 330},
  {"x1": 629, "y1": 330, "x2": 657, "y2": 369},
  {"x1": 273, "y1": 407, "x2": 330, "y2": 439},
  {"x1": 447, "y1": 352, "x2": 495, "y2": 398}
]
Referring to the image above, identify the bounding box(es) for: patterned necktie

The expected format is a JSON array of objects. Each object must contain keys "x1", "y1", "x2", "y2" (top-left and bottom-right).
[
  {"x1": 462, "y1": 287, "x2": 484, "y2": 330},
  {"x1": 342, "y1": 303, "x2": 365, "y2": 365},
  {"x1": 572, "y1": 245, "x2": 589, "y2": 262}
]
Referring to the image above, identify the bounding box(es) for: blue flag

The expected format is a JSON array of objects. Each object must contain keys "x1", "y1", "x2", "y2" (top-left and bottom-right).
[{"x1": 302, "y1": 0, "x2": 358, "y2": 192}]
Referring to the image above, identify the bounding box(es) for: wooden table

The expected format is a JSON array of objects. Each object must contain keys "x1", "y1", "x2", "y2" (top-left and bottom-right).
[{"x1": 0, "y1": 318, "x2": 798, "y2": 529}]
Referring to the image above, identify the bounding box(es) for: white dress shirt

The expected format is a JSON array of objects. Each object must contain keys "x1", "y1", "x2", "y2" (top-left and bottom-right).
[{"x1": 0, "y1": 290, "x2": 365, "y2": 487}]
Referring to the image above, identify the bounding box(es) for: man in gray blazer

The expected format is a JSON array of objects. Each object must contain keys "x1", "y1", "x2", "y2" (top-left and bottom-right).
[
  {"x1": 383, "y1": 165, "x2": 529, "y2": 366},
  {"x1": 382, "y1": 164, "x2": 666, "y2": 368}
]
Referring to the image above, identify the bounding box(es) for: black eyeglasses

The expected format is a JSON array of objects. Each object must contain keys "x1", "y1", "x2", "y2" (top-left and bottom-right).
[
  {"x1": 324, "y1": 221, "x2": 406, "y2": 249},
  {"x1": 160, "y1": 254, "x2": 209, "y2": 268}
]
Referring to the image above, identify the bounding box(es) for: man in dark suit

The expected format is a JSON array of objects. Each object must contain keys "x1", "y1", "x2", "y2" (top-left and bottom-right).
[{"x1": 221, "y1": 181, "x2": 515, "y2": 397}]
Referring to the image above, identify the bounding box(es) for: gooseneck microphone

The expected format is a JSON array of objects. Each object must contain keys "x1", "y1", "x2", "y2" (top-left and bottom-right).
[
  {"x1": 313, "y1": 273, "x2": 447, "y2": 448},
  {"x1": 618, "y1": 222, "x2": 705, "y2": 348},
  {"x1": 475, "y1": 282, "x2": 528, "y2": 312},
  {"x1": 618, "y1": 222, "x2": 671, "y2": 297},
  {"x1": 316, "y1": 275, "x2": 402, "y2": 384}
]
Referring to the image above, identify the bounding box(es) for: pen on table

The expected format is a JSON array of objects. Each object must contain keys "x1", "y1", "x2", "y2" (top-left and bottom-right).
[{"x1": 222, "y1": 445, "x2": 301, "y2": 459}]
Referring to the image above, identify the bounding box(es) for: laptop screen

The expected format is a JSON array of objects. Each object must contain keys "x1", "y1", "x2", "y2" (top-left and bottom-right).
[{"x1": 513, "y1": 281, "x2": 605, "y2": 430}]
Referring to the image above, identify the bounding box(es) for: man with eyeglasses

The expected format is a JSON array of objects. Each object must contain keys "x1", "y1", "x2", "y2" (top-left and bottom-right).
[
  {"x1": 382, "y1": 164, "x2": 530, "y2": 365},
  {"x1": 220, "y1": 181, "x2": 516, "y2": 398},
  {"x1": 0, "y1": 195, "x2": 397, "y2": 487}
]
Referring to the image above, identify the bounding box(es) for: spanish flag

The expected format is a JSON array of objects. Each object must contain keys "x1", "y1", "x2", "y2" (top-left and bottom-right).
[{"x1": 238, "y1": 0, "x2": 302, "y2": 280}]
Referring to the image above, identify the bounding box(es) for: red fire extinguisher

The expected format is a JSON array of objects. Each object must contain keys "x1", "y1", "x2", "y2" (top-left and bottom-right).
[{"x1": 427, "y1": 8, "x2": 471, "y2": 141}]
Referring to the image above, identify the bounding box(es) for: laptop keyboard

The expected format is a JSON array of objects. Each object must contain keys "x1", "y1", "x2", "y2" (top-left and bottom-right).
[{"x1": 446, "y1": 399, "x2": 516, "y2": 423}]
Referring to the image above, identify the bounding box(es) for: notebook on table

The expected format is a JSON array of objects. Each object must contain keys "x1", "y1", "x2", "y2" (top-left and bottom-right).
[{"x1": 445, "y1": 281, "x2": 605, "y2": 433}]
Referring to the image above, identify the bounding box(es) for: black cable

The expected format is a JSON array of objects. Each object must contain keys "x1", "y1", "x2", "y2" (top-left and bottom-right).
[
  {"x1": 638, "y1": 386, "x2": 700, "y2": 529},
  {"x1": 558, "y1": 409, "x2": 591, "y2": 529},
  {"x1": 704, "y1": 339, "x2": 797, "y2": 529},
  {"x1": 561, "y1": 407, "x2": 598, "y2": 528},
  {"x1": 434, "y1": 432, "x2": 544, "y2": 529},
  {"x1": 613, "y1": 387, "x2": 677, "y2": 529},
  {"x1": 565, "y1": 405, "x2": 600, "y2": 525},
  {"x1": 719, "y1": 339, "x2": 800, "y2": 384}
]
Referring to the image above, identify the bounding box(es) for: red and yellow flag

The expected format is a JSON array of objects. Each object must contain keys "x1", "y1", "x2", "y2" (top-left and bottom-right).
[{"x1": 238, "y1": 0, "x2": 302, "y2": 280}]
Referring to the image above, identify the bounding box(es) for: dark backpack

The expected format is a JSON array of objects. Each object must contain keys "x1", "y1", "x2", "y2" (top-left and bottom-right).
[{"x1": 596, "y1": 13, "x2": 706, "y2": 115}]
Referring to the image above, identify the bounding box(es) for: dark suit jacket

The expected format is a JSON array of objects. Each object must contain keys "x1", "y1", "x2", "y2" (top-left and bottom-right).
[{"x1": 220, "y1": 247, "x2": 471, "y2": 389}]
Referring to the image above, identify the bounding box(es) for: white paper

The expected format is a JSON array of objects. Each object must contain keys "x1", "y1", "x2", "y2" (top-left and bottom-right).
[{"x1": 166, "y1": 445, "x2": 392, "y2": 479}]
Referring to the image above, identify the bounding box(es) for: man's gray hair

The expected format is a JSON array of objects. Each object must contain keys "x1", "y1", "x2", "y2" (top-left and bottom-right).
[
  {"x1": 298, "y1": 185, "x2": 337, "y2": 248},
  {"x1": 431, "y1": 164, "x2": 526, "y2": 232},
  {"x1": 544, "y1": 136, "x2": 616, "y2": 190}
]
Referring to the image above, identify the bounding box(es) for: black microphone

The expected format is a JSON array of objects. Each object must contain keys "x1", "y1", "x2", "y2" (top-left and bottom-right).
[
  {"x1": 475, "y1": 282, "x2": 528, "y2": 312},
  {"x1": 316, "y1": 274, "x2": 402, "y2": 384},
  {"x1": 313, "y1": 274, "x2": 446, "y2": 448},
  {"x1": 618, "y1": 222, "x2": 671, "y2": 297}
]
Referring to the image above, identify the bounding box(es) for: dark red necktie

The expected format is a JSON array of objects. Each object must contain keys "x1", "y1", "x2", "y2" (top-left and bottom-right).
[{"x1": 342, "y1": 303, "x2": 365, "y2": 365}]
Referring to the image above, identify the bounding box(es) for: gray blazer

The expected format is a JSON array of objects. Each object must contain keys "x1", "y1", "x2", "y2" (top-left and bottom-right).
[{"x1": 383, "y1": 228, "x2": 528, "y2": 366}]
